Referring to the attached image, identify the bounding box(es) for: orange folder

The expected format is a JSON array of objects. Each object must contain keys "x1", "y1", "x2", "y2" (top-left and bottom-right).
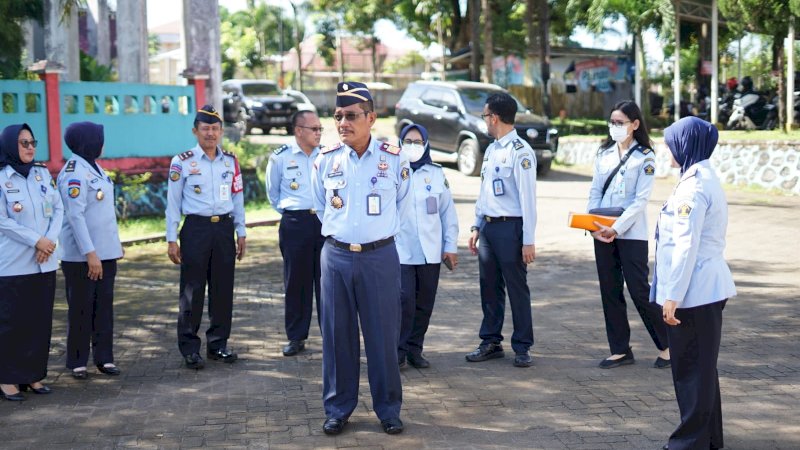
[{"x1": 567, "y1": 212, "x2": 617, "y2": 232}]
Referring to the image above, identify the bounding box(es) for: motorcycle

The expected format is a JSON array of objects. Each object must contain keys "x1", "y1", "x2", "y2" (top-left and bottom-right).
[{"x1": 726, "y1": 91, "x2": 778, "y2": 130}]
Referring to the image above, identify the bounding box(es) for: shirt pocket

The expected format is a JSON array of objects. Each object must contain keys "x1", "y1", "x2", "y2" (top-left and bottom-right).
[
  {"x1": 496, "y1": 164, "x2": 514, "y2": 178},
  {"x1": 4, "y1": 191, "x2": 26, "y2": 215}
]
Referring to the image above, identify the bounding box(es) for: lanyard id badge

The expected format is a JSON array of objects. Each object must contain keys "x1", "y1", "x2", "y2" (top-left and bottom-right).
[
  {"x1": 43, "y1": 200, "x2": 54, "y2": 218},
  {"x1": 493, "y1": 178, "x2": 505, "y2": 196},
  {"x1": 616, "y1": 169, "x2": 626, "y2": 196},
  {"x1": 220, "y1": 184, "x2": 231, "y2": 201},
  {"x1": 426, "y1": 196, "x2": 437, "y2": 214},
  {"x1": 367, "y1": 193, "x2": 381, "y2": 215}
]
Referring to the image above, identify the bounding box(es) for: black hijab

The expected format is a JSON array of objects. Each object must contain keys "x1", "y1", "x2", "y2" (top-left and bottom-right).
[
  {"x1": 64, "y1": 121, "x2": 104, "y2": 173},
  {"x1": 398, "y1": 123, "x2": 432, "y2": 171},
  {"x1": 664, "y1": 116, "x2": 719, "y2": 174},
  {"x1": 0, "y1": 123, "x2": 36, "y2": 178}
]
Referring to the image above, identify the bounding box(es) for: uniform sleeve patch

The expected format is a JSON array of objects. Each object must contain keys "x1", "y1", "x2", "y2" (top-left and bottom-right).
[
  {"x1": 521, "y1": 158, "x2": 532, "y2": 170},
  {"x1": 677, "y1": 203, "x2": 692, "y2": 218},
  {"x1": 643, "y1": 164, "x2": 655, "y2": 175},
  {"x1": 68, "y1": 179, "x2": 81, "y2": 198},
  {"x1": 65, "y1": 160, "x2": 76, "y2": 172},
  {"x1": 401, "y1": 167, "x2": 410, "y2": 180}
]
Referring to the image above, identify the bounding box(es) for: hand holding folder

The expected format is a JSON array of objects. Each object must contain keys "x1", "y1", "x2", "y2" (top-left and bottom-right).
[{"x1": 567, "y1": 212, "x2": 618, "y2": 232}]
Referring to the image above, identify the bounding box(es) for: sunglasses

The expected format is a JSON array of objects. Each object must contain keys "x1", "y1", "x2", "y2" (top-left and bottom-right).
[
  {"x1": 19, "y1": 139, "x2": 38, "y2": 149},
  {"x1": 333, "y1": 111, "x2": 369, "y2": 123},
  {"x1": 297, "y1": 126, "x2": 324, "y2": 133}
]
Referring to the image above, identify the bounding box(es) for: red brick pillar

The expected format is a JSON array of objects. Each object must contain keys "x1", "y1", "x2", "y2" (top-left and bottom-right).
[
  {"x1": 184, "y1": 73, "x2": 210, "y2": 110},
  {"x1": 29, "y1": 60, "x2": 64, "y2": 169}
]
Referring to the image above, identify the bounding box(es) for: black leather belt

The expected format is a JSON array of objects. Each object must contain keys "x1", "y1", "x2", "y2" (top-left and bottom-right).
[
  {"x1": 283, "y1": 209, "x2": 317, "y2": 215},
  {"x1": 327, "y1": 236, "x2": 394, "y2": 253},
  {"x1": 187, "y1": 214, "x2": 231, "y2": 223},
  {"x1": 484, "y1": 216, "x2": 522, "y2": 223}
]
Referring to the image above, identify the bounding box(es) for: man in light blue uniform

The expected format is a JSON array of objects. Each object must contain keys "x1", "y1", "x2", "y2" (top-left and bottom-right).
[
  {"x1": 312, "y1": 81, "x2": 411, "y2": 436},
  {"x1": 652, "y1": 117, "x2": 736, "y2": 450},
  {"x1": 57, "y1": 121, "x2": 124, "y2": 379},
  {"x1": 166, "y1": 105, "x2": 247, "y2": 370},
  {"x1": 266, "y1": 110, "x2": 325, "y2": 357},
  {"x1": 395, "y1": 123, "x2": 459, "y2": 369},
  {"x1": 467, "y1": 92, "x2": 537, "y2": 368}
]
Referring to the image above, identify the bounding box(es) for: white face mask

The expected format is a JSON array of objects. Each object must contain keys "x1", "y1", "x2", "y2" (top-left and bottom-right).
[
  {"x1": 402, "y1": 143, "x2": 425, "y2": 162},
  {"x1": 609, "y1": 126, "x2": 630, "y2": 143}
]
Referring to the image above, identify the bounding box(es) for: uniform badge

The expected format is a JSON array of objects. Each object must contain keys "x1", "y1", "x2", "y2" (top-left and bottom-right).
[
  {"x1": 378, "y1": 162, "x2": 389, "y2": 171},
  {"x1": 644, "y1": 164, "x2": 655, "y2": 176},
  {"x1": 40, "y1": 185, "x2": 47, "y2": 196},
  {"x1": 424, "y1": 177, "x2": 431, "y2": 184},
  {"x1": 521, "y1": 158, "x2": 532, "y2": 170},
  {"x1": 12, "y1": 202, "x2": 22, "y2": 212},
  {"x1": 194, "y1": 186, "x2": 201, "y2": 194},
  {"x1": 331, "y1": 193, "x2": 344, "y2": 209},
  {"x1": 191, "y1": 161, "x2": 197, "y2": 167},
  {"x1": 401, "y1": 167, "x2": 410, "y2": 180},
  {"x1": 50, "y1": 178, "x2": 56, "y2": 188},
  {"x1": 290, "y1": 180, "x2": 299, "y2": 190},
  {"x1": 225, "y1": 161, "x2": 231, "y2": 167},
  {"x1": 677, "y1": 203, "x2": 692, "y2": 218},
  {"x1": 96, "y1": 190, "x2": 105, "y2": 201},
  {"x1": 5, "y1": 181, "x2": 12, "y2": 188},
  {"x1": 35, "y1": 175, "x2": 42, "y2": 181},
  {"x1": 68, "y1": 179, "x2": 81, "y2": 198}
]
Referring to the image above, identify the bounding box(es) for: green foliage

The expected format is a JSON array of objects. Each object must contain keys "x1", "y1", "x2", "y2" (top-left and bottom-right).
[
  {"x1": 383, "y1": 50, "x2": 425, "y2": 74},
  {"x1": 0, "y1": 0, "x2": 43, "y2": 80},
  {"x1": 79, "y1": 50, "x2": 115, "y2": 81},
  {"x1": 224, "y1": 139, "x2": 276, "y2": 176},
  {"x1": 315, "y1": 18, "x2": 338, "y2": 67},
  {"x1": 108, "y1": 170, "x2": 153, "y2": 223}
]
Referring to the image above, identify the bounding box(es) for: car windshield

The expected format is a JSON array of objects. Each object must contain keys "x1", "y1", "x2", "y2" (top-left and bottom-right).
[
  {"x1": 458, "y1": 88, "x2": 528, "y2": 115},
  {"x1": 242, "y1": 83, "x2": 281, "y2": 96}
]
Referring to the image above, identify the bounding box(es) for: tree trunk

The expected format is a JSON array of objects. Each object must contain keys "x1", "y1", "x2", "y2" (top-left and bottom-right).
[
  {"x1": 371, "y1": 37, "x2": 378, "y2": 82},
  {"x1": 290, "y1": 1, "x2": 303, "y2": 91},
  {"x1": 635, "y1": 31, "x2": 649, "y2": 117},
  {"x1": 482, "y1": 0, "x2": 493, "y2": 83},
  {"x1": 538, "y1": 0, "x2": 551, "y2": 117},
  {"x1": 470, "y1": 0, "x2": 481, "y2": 81},
  {"x1": 525, "y1": 0, "x2": 536, "y2": 55},
  {"x1": 773, "y1": 36, "x2": 785, "y2": 129}
]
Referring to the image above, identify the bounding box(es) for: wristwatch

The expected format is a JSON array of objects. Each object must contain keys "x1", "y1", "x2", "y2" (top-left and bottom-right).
[{"x1": 470, "y1": 226, "x2": 480, "y2": 233}]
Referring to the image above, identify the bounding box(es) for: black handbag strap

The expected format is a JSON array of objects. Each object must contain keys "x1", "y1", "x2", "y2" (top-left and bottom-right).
[{"x1": 601, "y1": 144, "x2": 641, "y2": 198}]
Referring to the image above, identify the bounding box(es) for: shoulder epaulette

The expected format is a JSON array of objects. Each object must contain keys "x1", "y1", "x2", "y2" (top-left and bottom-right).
[
  {"x1": 513, "y1": 139, "x2": 525, "y2": 151},
  {"x1": 179, "y1": 150, "x2": 194, "y2": 161},
  {"x1": 639, "y1": 147, "x2": 653, "y2": 155},
  {"x1": 65, "y1": 160, "x2": 76, "y2": 172},
  {"x1": 429, "y1": 162, "x2": 442, "y2": 168},
  {"x1": 222, "y1": 149, "x2": 237, "y2": 158},
  {"x1": 33, "y1": 162, "x2": 47, "y2": 167},
  {"x1": 274, "y1": 144, "x2": 289, "y2": 155},
  {"x1": 380, "y1": 141, "x2": 401, "y2": 155},
  {"x1": 322, "y1": 143, "x2": 342, "y2": 154}
]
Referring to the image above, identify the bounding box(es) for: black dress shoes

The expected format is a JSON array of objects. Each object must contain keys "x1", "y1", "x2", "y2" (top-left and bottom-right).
[
  {"x1": 407, "y1": 353, "x2": 430, "y2": 368},
  {"x1": 398, "y1": 356, "x2": 407, "y2": 369},
  {"x1": 19, "y1": 383, "x2": 51, "y2": 394},
  {"x1": 465, "y1": 342, "x2": 504, "y2": 362},
  {"x1": 322, "y1": 417, "x2": 347, "y2": 435},
  {"x1": 513, "y1": 352, "x2": 533, "y2": 367},
  {"x1": 207, "y1": 348, "x2": 238, "y2": 363},
  {"x1": 381, "y1": 417, "x2": 404, "y2": 435},
  {"x1": 96, "y1": 364, "x2": 121, "y2": 376},
  {"x1": 282, "y1": 340, "x2": 305, "y2": 356},
  {"x1": 72, "y1": 369, "x2": 88, "y2": 379},
  {"x1": 184, "y1": 353, "x2": 205, "y2": 370},
  {"x1": 1, "y1": 386, "x2": 25, "y2": 401},
  {"x1": 599, "y1": 347, "x2": 635, "y2": 369},
  {"x1": 654, "y1": 356, "x2": 671, "y2": 369}
]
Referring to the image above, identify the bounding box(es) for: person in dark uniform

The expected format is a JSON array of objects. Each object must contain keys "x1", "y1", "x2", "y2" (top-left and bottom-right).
[
  {"x1": 57, "y1": 122, "x2": 124, "y2": 379},
  {"x1": 395, "y1": 123, "x2": 459, "y2": 369},
  {"x1": 166, "y1": 105, "x2": 247, "y2": 369},
  {"x1": 312, "y1": 81, "x2": 411, "y2": 435},
  {"x1": 588, "y1": 101, "x2": 670, "y2": 369},
  {"x1": 266, "y1": 111, "x2": 325, "y2": 356},
  {"x1": 0, "y1": 123, "x2": 63, "y2": 400},
  {"x1": 466, "y1": 92, "x2": 537, "y2": 368},
  {"x1": 654, "y1": 117, "x2": 736, "y2": 450}
]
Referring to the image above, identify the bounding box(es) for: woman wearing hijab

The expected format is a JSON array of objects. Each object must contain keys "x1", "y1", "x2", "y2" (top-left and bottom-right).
[
  {"x1": 57, "y1": 122, "x2": 123, "y2": 380},
  {"x1": 0, "y1": 123, "x2": 63, "y2": 401},
  {"x1": 653, "y1": 116, "x2": 736, "y2": 450},
  {"x1": 589, "y1": 100, "x2": 670, "y2": 369},
  {"x1": 395, "y1": 123, "x2": 459, "y2": 369}
]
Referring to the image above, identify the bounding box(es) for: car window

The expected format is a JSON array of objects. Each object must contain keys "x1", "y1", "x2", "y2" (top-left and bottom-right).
[
  {"x1": 421, "y1": 89, "x2": 443, "y2": 108},
  {"x1": 400, "y1": 83, "x2": 425, "y2": 104},
  {"x1": 459, "y1": 88, "x2": 527, "y2": 115},
  {"x1": 288, "y1": 93, "x2": 304, "y2": 103},
  {"x1": 223, "y1": 86, "x2": 238, "y2": 95},
  {"x1": 441, "y1": 91, "x2": 458, "y2": 110},
  {"x1": 242, "y1": 83, "x2": 280, "y2": 96}
]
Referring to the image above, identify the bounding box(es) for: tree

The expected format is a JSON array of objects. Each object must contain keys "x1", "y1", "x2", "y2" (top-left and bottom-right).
[
  {"x1": 482, "y1": 0, "x2": 494, "y2": 83},
  {"x1": 0, "y1": 1, "x2": 43, "y2": 79}
]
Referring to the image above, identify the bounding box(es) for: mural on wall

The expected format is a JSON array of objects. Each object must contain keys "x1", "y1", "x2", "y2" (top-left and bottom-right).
[
  {"x1": 571, "y1": 58, "x2": 630, "y2": 92},
  {"x1": 492, "y1": 55, "x2": 525, "y2": 87}
]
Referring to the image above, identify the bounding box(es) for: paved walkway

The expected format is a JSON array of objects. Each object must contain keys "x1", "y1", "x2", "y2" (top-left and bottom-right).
[{"x1": 1, "y1": 167, "x2": 799, "y2": 449}]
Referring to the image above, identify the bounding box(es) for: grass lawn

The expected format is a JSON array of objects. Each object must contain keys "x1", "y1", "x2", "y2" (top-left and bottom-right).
[{"x1": 117, "y1": 199, "x2": 280, "y2": 241}]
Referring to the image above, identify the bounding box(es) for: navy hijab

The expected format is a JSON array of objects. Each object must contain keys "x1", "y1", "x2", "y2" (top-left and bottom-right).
[
  {"x1": 664, "y1": 116, "x2": 718, "y2": 174},
  {"x1": 398, "y1": 123, "x2": 432, "y2": 171},
  {"x1": 65, "y1": 121, "x2": 104, "y2": 173},
  {"x1": 0, "y1": 123, "x2": 36, "y2": 178}
]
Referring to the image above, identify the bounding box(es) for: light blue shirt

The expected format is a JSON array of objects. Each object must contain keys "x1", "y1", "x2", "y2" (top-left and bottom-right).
[
  {"x1": 165, "y1": 144, "x2": 246, "y2": 242},
  {"x1": 396, "y1": 163, "x2": 459, "y2": 265},
  {"x1": 587, "y1": 140, "x2": 656, "y2": 241},
  {"x1": 312, "y1": 137, "x2": 411, "y2": 244},
  {"x1": 474, "y1": 129, "x2": 538, "y2": 245},
  {"x1": 266, "y1": 141, "x2": 320, "y2": 214},
  {"x1": 650, "y1": 160, "x2": 737, "y2": 308},
  {"x1": 57, "y1": 155, "x2": 123, "y2": 262},
  {"x1": 0, "y1": 164, "x2": 63, "y2": 275}
]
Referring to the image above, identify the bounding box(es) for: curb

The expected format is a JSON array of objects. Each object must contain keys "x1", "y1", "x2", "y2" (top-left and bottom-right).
[{"x1": 121, "y1": 218, "x2": 280, "y2": 247}]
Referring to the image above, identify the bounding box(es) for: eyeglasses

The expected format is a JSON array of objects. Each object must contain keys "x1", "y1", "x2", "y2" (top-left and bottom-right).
[
  {"x1": 333, "y1": 111, "x2": 370, "y2": 122},
  {"x1": 402, "y1": 139, "x2": 425, "y2": 146},
  {"x1": 18, "y1": 139, "x2": 38, "y2": 149},
  {"x1": 480, "y1": 113, "x2": 495, "y2": 120},
  {"x1": 608, "y1": 120, "x2": 631, "y2": 128},
  {"x1": 297, "y1": 126, "x2": 324, "y2": 133}
]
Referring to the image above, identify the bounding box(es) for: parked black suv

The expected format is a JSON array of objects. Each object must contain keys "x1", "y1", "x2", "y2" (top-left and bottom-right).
[
  {"x1": 395, "y1": 81, "x2": 558, "y2": 176},
  {"x1": 222, "y1": 79, "x2": 298, "y2": 135}
]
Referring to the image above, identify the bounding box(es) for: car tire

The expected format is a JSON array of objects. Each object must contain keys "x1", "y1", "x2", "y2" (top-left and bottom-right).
[
  {"x1": 537, "y1": 159, "x2": 552, "y2": 177},
  {"x1": 262, "y1": 127, "x2": 271, "y2": 135},
  {"x1": 457, "y1": 139, "x2": 482, "y2": 177}
]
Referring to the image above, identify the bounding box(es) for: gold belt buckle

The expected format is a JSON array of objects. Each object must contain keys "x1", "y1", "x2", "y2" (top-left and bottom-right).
[
  {"x1": 349, "y1": 243, "x2": 362, "y2": 252},
  {"x1": 210, "y1": 215, "x2": 220, "y2": 223},
  {"x1": 310, "y1": 208, "x2": 316, "y2": 214},
  {"x1": 485, "y1": 216, "x2": 492, "y2": 222}
]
